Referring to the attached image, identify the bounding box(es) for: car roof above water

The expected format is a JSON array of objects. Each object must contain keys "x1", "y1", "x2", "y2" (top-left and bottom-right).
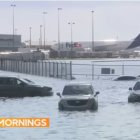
[
  {"x1": 65, "y1": 82, "x2": 92, "y2": 87},
  {"x1": 114, "y1": 75, "x2": 138, "y2": 81},
  {"x1": 0, "y1": 76, "x2": 19, "y2": 79},
  {"x1": 0, "y1": 76, "x2": 32, "y2": 82},
  {"x1": 0, "y1": 75, "x2": 26, "y2": 80}
]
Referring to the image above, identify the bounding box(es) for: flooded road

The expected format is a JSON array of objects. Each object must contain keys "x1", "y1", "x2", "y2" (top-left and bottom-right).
[{"x1": 0, "y1": 63, "x2": 139, "y2": 140}]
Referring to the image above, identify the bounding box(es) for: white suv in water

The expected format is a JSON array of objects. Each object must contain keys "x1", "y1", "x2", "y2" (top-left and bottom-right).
[{"x1": 57, "y1": 83, "x2": 99, "y2": 111}]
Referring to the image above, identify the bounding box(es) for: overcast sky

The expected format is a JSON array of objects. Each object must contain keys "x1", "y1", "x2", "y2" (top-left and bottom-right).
[{"x1": 0, "y1": 1, "x2": 140, "y2": 43}]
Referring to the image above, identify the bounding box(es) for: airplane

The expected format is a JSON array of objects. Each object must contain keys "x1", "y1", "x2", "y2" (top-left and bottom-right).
[
  {"x1": 94, "y1": 34, "x2": 140, "y2": 52},
  {"x1": 52, "y1": 34, "x2": 140, "y2": 52}
]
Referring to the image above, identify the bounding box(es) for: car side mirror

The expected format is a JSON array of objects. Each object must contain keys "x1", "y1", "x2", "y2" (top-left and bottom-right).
[
  {"x1": 19, "y1": 82, "x2": 26, "y2": 86},
  {"x1": 129, "y1": 87, "x2": 132, "y2": 91},
  {"x1": 57, "y1": 92, "x2": 61, "y2": 98},
  {"x1": 94, "y1": 91, "x2": 100, "y2": 97}
]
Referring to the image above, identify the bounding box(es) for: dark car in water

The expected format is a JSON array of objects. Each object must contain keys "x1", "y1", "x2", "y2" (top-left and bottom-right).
[
  {"x1": 128, "y1": 81, "x2": 140, "y2": 102},
  {"x1": 57, "y1": 83, "x2": 99, "y2": 111},
  {"x1": 114, "y1": 76, "x2": 138, "y2": 81},
  {"x1": 0, "y1": 76, "x2": 53, "y2": 97}
]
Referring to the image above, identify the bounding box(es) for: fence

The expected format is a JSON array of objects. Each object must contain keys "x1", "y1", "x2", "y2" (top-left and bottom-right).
[
  {"x1": 72, "y1": 59, "x2": 140, "y2": 80},
  {"x1": 1, "y1": 59, "x2": 140, "y2": 80},
  {"x1": 0, "y1": 59, "x2": 72, "y2": 80}
]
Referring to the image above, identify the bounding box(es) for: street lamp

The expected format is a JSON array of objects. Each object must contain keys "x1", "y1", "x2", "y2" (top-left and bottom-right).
[
  {"x1": 43, "y1": 11, "x2": 47, "y2": 49},
  {"x1": 11, "y1": 4, "x2": 16, "y2": 48},
  {"x1": 29, "y1": 27, "x2": 32, "y2": 48},
  {"x1": 14, "y1": 28, "x2": 17, "y2": 35},
  {"x1": 68, "y1": 22, "x2": 75, "y2": 58},
  {"x1": 91, "y1": 10, "x2": 94, "y2": 52},
  {"x1": 40, "y1": 25, "x2": 43, "y2": 48},
  {"x1": 58, "y1": 8, "x2": 62, "y2": 58}
]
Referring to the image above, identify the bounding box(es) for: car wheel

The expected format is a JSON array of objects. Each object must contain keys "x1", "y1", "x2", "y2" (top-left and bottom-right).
[
  {"x1": 128, "y1": 94, "x2": 140, "y2": 103},
  {"x1": 128, "y1": 97, "x2": 134, "y2": 103},
  {"x1": 59, "y1": 103, "x2": 64, "y2": 110},
  {"x1": 90, "y1": 102, "x2": 98, "y2": 110}
]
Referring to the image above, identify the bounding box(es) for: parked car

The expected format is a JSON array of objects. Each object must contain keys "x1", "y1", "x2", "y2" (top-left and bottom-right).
[
  {"x1": 0, "y1": 76, "x2": 53, "y2": 97},
  {"x1": 128, "y1": 81, "x2": 140, "y2": 102},
  {"x1": 57, "y1": 83, "x2": 99, "y2": 111}
]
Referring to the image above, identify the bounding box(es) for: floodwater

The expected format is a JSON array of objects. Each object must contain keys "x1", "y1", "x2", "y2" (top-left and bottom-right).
[{"x1": 0, "y1": 59, "x2": 140, "y2": 140}]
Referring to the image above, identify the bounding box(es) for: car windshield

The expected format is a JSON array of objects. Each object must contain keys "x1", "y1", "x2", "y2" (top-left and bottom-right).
[
  {"x1": 133, "y1": 82, "x2": 140, "y2": 90},
  {"x1": 62, "y1": 85, "x2": 93, "y2": 95},
  {"x1": 20, "y1": 78, "x2": 35, "y2": 85},
  {"x1": 24, "y1": 78, "x2": 35, "y2": 84}
]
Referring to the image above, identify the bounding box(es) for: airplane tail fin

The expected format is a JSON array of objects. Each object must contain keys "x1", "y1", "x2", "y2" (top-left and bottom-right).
[{"x1": 127, "y1": 34, "x2": 140, "y2": 49}]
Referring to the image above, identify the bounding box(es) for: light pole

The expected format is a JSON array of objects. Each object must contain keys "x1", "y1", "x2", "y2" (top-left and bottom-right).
[
  {"x1": 11, "y1": 4, "x2": 16, "y2": 48},
  {"x1": 14, "y1": 28, "x2": 17, "y2": 35},
  {"x1": 29, "y1": 27, "x2": 32, "y2": 48},
  {"x1": 91, "y1": 10, "x2": 94, "y2": 52},
  {"x1": 40, "y1": 25, "x2": 43, "y2": 48},
  {"x1": 58, "y1": 8, "x2": 62, "y2": 58},
  {"x1": 43, "y1": 11, "x2": 47, "y2": 49},
  {"x1": 68, "y1": 22, "x2": 75, "y2": 58}
]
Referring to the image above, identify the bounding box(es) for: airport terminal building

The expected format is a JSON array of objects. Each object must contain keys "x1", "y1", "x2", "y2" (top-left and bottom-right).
[{"x1": 0, "y1": 34, "x2": 22, "y2": 51}]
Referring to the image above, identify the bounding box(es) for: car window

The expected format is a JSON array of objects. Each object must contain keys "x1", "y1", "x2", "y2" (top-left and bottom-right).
[
  {"x1": 133, "y1": 82, "x2": 140, "y2": 90},
  {"x1": 9, "y1": 78, "x2": 18, "y2": 85},
  {"x1": 0, "y1": 78, "x2": 17, "y2": 85},
  {"x1": 0, "y1": 78, "x2": 9, "y2": 85},
  {"x1": 17, "y1": 79, "x2": 24, "y2": 85},
  {"x1": 62, "y1": 85, "x2": 93, "y2": 95}
]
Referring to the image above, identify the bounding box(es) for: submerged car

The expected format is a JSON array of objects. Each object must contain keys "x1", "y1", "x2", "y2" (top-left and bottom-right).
[
  {"x1": 0, "y1": 76, "x2": 53, "y2": 97},
  {"x1": 57, "y1": 83, "x2": 99, "y2": 111},
  {"x1": 114, "y1": 76, "x2": 138, "y2": 81},
  {"x1": 128, "y1": 81, "x2": 140, "y2": 102}
]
